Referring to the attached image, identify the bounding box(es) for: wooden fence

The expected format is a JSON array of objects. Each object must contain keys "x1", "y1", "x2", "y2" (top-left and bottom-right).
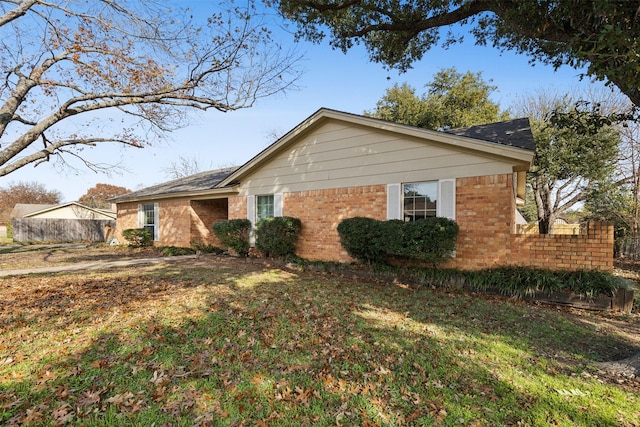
[{"x1": 12, "y1": 218, "x2": 116, "y2": 242}]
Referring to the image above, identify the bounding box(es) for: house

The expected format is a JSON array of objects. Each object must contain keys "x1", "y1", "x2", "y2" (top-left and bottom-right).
[
  {"x1": 112, "y1": 108, "x2": 613, "y2": 271},
  {"x1": 11, "y1": 202, "x2": 116, "y2": 242}
]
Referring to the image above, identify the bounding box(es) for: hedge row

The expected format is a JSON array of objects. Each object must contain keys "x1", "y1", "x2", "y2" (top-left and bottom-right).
[
  {"x1": 337, "y1": 216, "x2": 459, "y2": 266},
  {"x1": 212, "y1": 217, "x2": 301, "y2": 259}
]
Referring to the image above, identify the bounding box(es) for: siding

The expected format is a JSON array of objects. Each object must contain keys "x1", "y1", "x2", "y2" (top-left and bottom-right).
[{"x1": 239, "y1": 121, "x2": 516, "y2": 195}]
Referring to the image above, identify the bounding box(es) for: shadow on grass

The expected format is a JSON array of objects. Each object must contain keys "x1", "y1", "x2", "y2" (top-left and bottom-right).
[{"x1": 1, "y1": 261, "x2": 638, "y2": 425}]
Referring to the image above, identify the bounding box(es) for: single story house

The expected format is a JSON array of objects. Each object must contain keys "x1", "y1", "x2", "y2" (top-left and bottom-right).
[{"x1": 112, "y1": 108, "x2": 613, "y2": 271}]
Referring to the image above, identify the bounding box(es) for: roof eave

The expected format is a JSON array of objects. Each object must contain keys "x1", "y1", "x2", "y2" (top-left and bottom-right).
[{"x1": 113, "y1": 186, "x2": 239, "y2": 204}]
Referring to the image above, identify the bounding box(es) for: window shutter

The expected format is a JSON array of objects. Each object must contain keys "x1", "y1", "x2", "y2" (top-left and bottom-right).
[
  {"x1": 387, "y1": 183, "x2": 402, "y2": 220},
  {"x1": 137, "y1": 204, "x2": 143, "y2": 227},
  {"x1": 246, "y1": 195, "x2": 256, "y2": 246},
  {"x1": 274, "y1": 193, "x2": 283, "y2": 217},
  {"x1": 153, "y1": 203, "x2": 159, "y2": 241},
  {"x1": 247, "y1": 195, "x2": 255, "y2": 225},
  {"x1": 438, "y1": 179, "x2": 456, "y2": 220}
]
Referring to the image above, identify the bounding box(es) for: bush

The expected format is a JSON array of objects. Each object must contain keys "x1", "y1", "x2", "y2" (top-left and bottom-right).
[
  {"x1": 255, "y1": 216, "x2": 302, "y2": 258},
  {"x1": 212, "y1": 219, "x2": 251, "y2": 257},
  {"x1": 122, "y1": 228, "x2": 152, "y2": 247},
  {"x1": 415, "y1": 266, "x2": 632, "y2": 299},
  {"x1": 337, "y1": 217, "x2": 459, "y2": 266},
  {"x1": 337, "y1": 217, "x2": 388, "y2": 264},
  {"x1": 160, "y1": 246, "x2": 196, "y2": 256},
  {"x1": 191, "y1": 240, "x2": 225, "y2": 255}
]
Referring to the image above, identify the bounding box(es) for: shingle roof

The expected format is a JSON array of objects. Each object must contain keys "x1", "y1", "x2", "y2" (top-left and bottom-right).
[
  {"x1": 112, "y1": 166, "x2": 239, "y2": 202},
  {"x1": 444, "y1": 118, "x2": 535, "y2": 151},
  {"x1": 10, "y1": 204, "x2": 58, "y2": 218}
]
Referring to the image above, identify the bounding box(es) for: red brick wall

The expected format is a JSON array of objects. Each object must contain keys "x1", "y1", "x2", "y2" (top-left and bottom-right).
[
  {"x1": 115, "y1": 202, "x2": 138, "y2": 244},
  {"x1": 116, "y1": 174, "x2": 613, "y2": 270},
  {"x1": 444, "y1": 175, "x2": 613, "y2": 271},
  {"x1": 191, "y1": 199, "x2": 228, "y2": 246},
  {"x1": 116, "y1": 199, "x2": 229, "y2": 248},
  {"x1": 284, "y1": 186, "x2": 387, "y2": 261},
  {"x1": 228, "y1": 196, "x2": 245, "y2": 220}
]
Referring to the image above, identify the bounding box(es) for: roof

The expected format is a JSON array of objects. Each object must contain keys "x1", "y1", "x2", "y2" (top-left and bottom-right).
[
  {"x1": 444, "y1": 118, "x2": 536, "y2": 151},
  {"x1": 112, "y1": 166, "x2": 239, "y2": 203},
  {"x1": 14, "y1": 202, "x2": 117, "y2": 220},
  {"x1": 10, "y1": 204, "x2": 58, "y2": 218},
  {"x1": 115, "y1": 108, "x2": 536, "y2": 203}
]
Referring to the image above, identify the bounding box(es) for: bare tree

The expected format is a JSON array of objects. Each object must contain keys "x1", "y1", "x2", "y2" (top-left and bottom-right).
[
  {"x1": 0, "y1": 0, "x2": 301, "y2": 176},
  {"x1": 163, "y1": 156, "x2": 206, "y2": 180}
]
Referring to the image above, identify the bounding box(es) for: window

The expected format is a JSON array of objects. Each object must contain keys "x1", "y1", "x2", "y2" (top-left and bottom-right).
[
  {"x1": 387, "y1": 180, "x2": 455, "y2": 221},
  {"x1": 403, "y1": 182, "x2": 437, "y2": 221},
  {"x1": 139, "y1": 203, "x2": 159, "y2": 241},
  {"x1": 256, "y1": 195, "x2": 274, "y2": 221}
]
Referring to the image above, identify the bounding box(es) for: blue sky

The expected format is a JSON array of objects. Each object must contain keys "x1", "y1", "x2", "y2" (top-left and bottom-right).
[{"x1": 3, "y1": 3, "x2": 610, "y2": 202}]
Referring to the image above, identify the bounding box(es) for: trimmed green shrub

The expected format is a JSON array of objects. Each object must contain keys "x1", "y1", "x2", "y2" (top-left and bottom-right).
[
  {"x1": 212, "y1": 219, "x2": 251, "y2": 257},
  {"x1": 255, "y1": 216, "x2": 302, "y2": 258},
  {"x1": 337, "y1": 216, "x2": 459, "y2": 266},
  {"x1": 337, "y1": 217, "x2": 388, "y2": 264},
  {"x1": 122, "y1": 228, "x2": 152, "y2": 247}
]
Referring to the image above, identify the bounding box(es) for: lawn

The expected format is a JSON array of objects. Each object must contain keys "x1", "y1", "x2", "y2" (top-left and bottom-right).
[{"x1": 1, "y1": 246, "x2": 639, "y2": 426}]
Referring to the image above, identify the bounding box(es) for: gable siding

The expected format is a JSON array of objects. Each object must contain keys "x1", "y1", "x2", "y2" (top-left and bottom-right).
[{"x1": 238, "y1": 121, "x2": 516, "y2": 195}]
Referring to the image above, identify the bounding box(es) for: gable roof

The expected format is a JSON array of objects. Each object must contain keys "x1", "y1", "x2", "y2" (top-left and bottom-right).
[
  {"x1": 115, "y1": 108, "x2": 536, "y2": 203},
  {"x1": 15, "y1": 202, "x2": 117, "y2": 220},
  {"x1": 112, "y1": 166, "x2": 239, "y2": 203}
]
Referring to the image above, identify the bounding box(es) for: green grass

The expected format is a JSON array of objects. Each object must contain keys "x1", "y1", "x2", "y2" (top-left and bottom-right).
[{"x1": 0, "y1": 257, "x2": 638, "y2": 426}]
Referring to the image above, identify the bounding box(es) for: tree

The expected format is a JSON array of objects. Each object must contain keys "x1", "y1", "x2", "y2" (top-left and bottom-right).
[
  {"x1": 274, "y1": 0, "x2": 640, "y2": 107},
  {"x1": 0, "y1": 181, "x2": 61, "y2": 226},
  {"x1": 0, "y1": 0, "x2": 301, "y2": 177},
  {"x1": 163, "y1": 156, "x2": 206, "y2": 180},
  {"x1": 513, "y1": 91, "x2": 620, "y2": 234},
  {"x1": 79, "y1": 184, "x2": 132, "y2": 208},
  {"x1": 365, "y1": 68, "x2": 508, "y2": 129}
]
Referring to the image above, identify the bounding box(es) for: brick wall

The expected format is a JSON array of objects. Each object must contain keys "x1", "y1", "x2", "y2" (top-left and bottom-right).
[
  {"x1": 284, "y1": 186, "x2": 387, "y2": 261},
  {"x1": 191, "y1": 199, "x2": 228, "y2": 247},
  {"x1": 445, "y1": 175, "x2": 613, "y2": 271},
  {"x1": 116, "y1": 199, "x2": 229, "y2": 248},
  {"x1": 116, "y1": 173, "x2": 613, "y2": 270}
]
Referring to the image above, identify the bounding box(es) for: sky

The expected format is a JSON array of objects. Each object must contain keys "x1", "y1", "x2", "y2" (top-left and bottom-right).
[{"x1": 2, "y1": 2, "x2": 612, "y2": 202}]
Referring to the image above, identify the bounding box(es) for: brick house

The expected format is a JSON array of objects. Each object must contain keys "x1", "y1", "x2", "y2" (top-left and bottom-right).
[{"x1": 113, "y1": 108, "x2": 613, "y2": 271}]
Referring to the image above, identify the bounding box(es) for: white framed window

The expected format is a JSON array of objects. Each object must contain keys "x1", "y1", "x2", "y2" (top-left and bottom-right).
[
  {"x1": 387, "y1": 179, "x2": 455, "y2": 221},
  {"x1": 138, "y1": 203, "x2": 159, "y2": 241},
  {"x1": 403, "y1": 181, "x2": 438, "y2": 221},
  {"x1": 256, "y1": 195, "x2": 274, "y2": 221}
]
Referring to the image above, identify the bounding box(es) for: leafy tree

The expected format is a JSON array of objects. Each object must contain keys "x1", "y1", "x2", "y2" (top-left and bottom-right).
[
  {"x1": 366, "y1": 68, "x2": 508, "y2": 129},
  {"x1": 79, "y1": 184, "x2": 132, "y2": 209},
  {"x1": 513, "y1": 91, "x2": 620, "y2": 234},
  {"x1": 584, "y1": 117, "x2": 640, "y2": 255},
  {"x1": 0, "y1": 181, "x2": 62, "y2": 226},
  {"x1": 0, "y1": 0, "x2": 301, "y2": 177},
  {"x1": 274, "y1": 0, "x2": 640, "y2": 107}
]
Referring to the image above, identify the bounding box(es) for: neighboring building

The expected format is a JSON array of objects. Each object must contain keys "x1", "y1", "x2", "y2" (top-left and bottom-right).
[
  {"x1": 11, "y1": 202, "x2": 116, "y2": 242},
  {"x1": 113, "y1": 108, "x2": 613, "y2": 271}
]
